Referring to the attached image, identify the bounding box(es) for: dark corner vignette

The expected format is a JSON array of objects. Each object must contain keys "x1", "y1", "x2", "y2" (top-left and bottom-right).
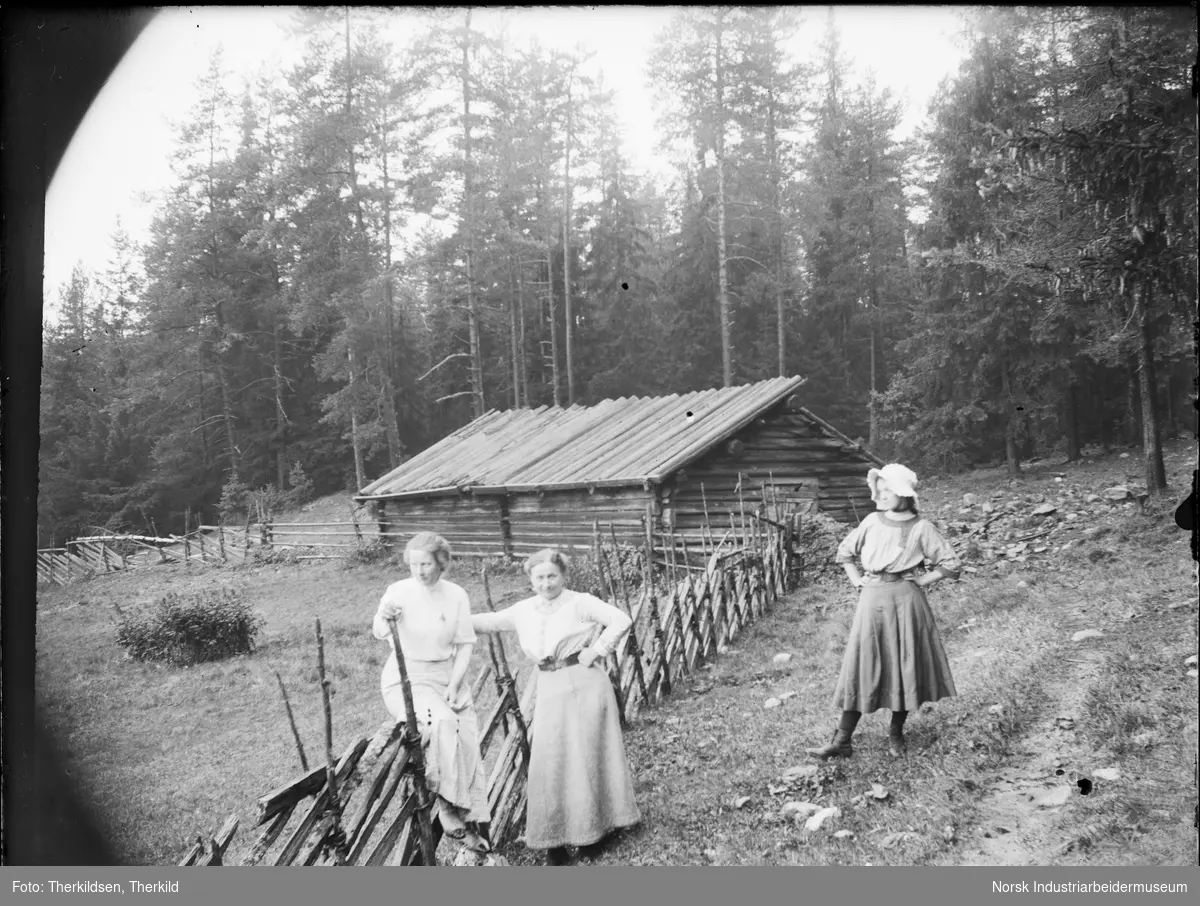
[{"x1": 1, "y1": 7, "x2": 153, "y2": 865}]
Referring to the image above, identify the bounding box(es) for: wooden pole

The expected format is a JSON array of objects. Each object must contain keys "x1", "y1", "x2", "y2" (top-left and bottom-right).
[
  {"x1": 218, "y1": 523, "x2": 226, "y2": 562},
  {"x1": 482, "y1": 566, "x2": 530, "y2": 764},
  {"x1": 643, "y1": 508, "x2": 669, "y2": 697},
  {"x1": 274, "y1": 670, "x2": 309, "y2": 771},
  {"x1": 314, "y1": 620, "x2": 350, "y2": 864},
  {"x1": 183, "y1": 508, "x2": 192, "y2": 567},
  {"x1": 384, "y1": 617, "x2": 438, "y2": 866},
  {"x1": 601, "y1": 528, "x2": 647, "y2": 711}
]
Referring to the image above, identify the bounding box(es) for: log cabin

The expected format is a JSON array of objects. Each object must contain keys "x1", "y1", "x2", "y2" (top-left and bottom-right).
[{"x1": 354, "y1": 376, "x2": 883, "y2": 559}]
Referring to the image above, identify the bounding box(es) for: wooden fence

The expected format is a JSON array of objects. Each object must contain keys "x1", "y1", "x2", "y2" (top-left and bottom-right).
[{"x1": 183, "y1": 500, "x2": 795, "y2": 866}]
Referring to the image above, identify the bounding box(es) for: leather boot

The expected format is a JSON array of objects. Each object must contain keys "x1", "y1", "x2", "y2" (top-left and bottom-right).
[
  {"x1": 887, "y1": 731, "x2": 907, "y2": 757},
  {"x1": 806, "y1": 728, "x2": 853, "y2": 760}
]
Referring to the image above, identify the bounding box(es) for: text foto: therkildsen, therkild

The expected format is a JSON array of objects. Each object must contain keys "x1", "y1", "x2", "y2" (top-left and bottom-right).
[{"x1": 11, "y1": 881, "x2": 181, "y2": 894}]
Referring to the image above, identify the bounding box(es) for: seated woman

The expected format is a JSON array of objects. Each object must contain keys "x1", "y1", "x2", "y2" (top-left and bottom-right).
[
  {"x1": 472, "y1": 548, "x2": 641, "y2": 865},
  {"x1": 372, "y1": 532, "x2": 490, "y2": 855}
]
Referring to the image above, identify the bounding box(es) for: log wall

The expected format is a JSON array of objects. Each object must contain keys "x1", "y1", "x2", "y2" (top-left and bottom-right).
[
  {"x1": 376, "y1": 495, "x2": 507, "y2": 558},
  {"x1": 669, "y1": 405, "x2": 876, "y2": 530},
  {"x1": 506, "y1": 486, "x2": 656, "y2": 557}
]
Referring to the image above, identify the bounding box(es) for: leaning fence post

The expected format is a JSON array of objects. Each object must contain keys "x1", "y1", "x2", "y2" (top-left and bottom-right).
[
  {"x1": 384, "y1": 618, "x2": 438, "y2": 866},
  {"x1": 314, "y1": 620, "x2": 351, "y2": 865},
  {"x1": 218, "y1": 523, "x2": 226, "y2": 562},
  {"x1": 643, "y1": 509, "x2": 669, "y2": 699}
]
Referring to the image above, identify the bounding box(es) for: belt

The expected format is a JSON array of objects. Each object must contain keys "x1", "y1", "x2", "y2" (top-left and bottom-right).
[
  {"x1": 537, "y1": 652, "x2": 581, "y2": 672},
  {"x1": 864, "y1": 571, "x2": 913, "y2": 584}
]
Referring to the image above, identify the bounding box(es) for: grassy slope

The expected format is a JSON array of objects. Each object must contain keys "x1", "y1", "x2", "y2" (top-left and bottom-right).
[
  {"x1": 36, "y1": 443, "x2": 1196, "y2": 865},
  {"x1": 35, "y1": 551, "x2": 532, "y2": 865}
]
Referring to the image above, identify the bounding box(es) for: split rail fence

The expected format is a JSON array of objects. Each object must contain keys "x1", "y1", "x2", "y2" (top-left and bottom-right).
[{"x1": 183, "y1": 494, "x2": 796, "y2": 867}]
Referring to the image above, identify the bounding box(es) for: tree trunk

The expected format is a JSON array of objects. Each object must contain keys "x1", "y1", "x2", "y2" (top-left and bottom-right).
[
  {"x1": 347, "y1": 347, "x2": 366, "y2": 491},
  {"x1": 714, "y1": 8, "x2": 733, "y2": 387},
  {"x1": 1001, "y1": 361, "x2": 1021, "y2": 476},
  {"x1": 767, "y1": 82, "x2": 786, "y2": 377},
  {"x1": 508, "y1": 258, "x2": 521, "y2": 408},
  {"x1": 1063, "y1": 378, "x2": 1080, "y2": 462},
  {"x1": 274, "y1": 321, "x2": 287, "y2": 489},
  {"x1": 1126, "y1": 356, "x2": 1142, "y2": 446},
  {"x1": 547, "y1": 245, "x2": 562, "y2": 407},
  {"x1": 1135, "y1": 280, "x2": 1167, "y2": 491},
  {"x1": 518, "y1": 265, "x2": 530, "y2": 407},
  {"x1": 562, "y1": 72, "x2": 575, "y2": 406},
  {"x1": 461, "y1": 10, "x2": 485, "y2": 418}
]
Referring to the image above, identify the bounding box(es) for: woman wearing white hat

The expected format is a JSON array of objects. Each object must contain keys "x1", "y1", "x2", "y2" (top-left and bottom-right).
[{"x1": 807, "y1": 463, "x2": 960, "y2": 760}]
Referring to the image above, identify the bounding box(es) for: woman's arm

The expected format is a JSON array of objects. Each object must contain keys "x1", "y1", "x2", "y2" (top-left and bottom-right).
[
  {"x1": 913, "y1": 522, "x2": 961, "y2": 587},
  {"x1": 575, "y1": 595, "x2": 633, "y2": 667},
  {"x1": 471, "y1": 607, "x2": 518, "y2": 634},
  {"x1": 372, "y1": 588, "x2": 403, "y2": 640},
  {"x1": 445, "y1": 642, "x2": 475, "y2": 710}
]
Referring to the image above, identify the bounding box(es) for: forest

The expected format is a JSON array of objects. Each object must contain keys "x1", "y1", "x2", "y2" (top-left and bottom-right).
[{"x1": 38, "y1": 6, "x2": 1197, "y2": 547}]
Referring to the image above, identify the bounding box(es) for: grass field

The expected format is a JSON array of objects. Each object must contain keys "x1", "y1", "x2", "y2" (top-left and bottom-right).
[{"x1": 35, "y1": 439, "x2": 1197, "y2": 866}]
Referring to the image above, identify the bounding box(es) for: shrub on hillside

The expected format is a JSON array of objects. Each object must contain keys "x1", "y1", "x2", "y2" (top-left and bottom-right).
[{"x1": 114, "y1": 587, "x2": 264, "y2": 666}]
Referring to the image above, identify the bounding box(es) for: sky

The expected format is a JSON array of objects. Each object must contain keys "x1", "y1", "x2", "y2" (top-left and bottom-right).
[{"x1": 43, "y1": 5, "x2": 967, "y2": 301}]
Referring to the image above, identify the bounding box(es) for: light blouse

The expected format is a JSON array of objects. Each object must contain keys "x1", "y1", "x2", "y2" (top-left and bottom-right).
[
  {"x1": 372, "y1": 578, "x2": 476, "y2": 688},
  {"x1": 835, "y1": 512, "x2": 961, "y2": 579},
  {"x1": 471, "y1": 589, "x2": 632, "y2": 663}
]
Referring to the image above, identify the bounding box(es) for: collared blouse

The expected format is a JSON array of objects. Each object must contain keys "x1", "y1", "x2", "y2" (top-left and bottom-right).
[{"x1": 835, "y1": 512, "x2": 961, "y2": 579}]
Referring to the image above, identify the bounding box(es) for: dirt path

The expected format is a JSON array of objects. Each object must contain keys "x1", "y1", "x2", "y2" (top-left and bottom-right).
[{"x1": 949, "y1": 612, "x2": 1113, "y2": 865}]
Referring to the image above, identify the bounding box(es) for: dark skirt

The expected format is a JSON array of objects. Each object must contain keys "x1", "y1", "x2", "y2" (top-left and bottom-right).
[
  {"x1": 525, "y1": 662, "x2": 641, "y2": 849},
  {"x1": 832, "y1": 581, "x2": 956, "y2": 713}
]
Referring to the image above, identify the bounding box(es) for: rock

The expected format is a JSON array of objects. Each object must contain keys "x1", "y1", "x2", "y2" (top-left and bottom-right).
[
  {"x1": 833, "y1": 830, "x2": 855, "y2": 840},
  {"x1": 1119, "y1": 452, "x2": 1130, "y2": 458},
  {"x1": 1032, "y1": 503, "x2": 1058, "y2": 516},
  {"x1": 988, "y1": 704, "x2": 1005, "y2": 715},
  {"x1": 1072, "y1": 629, "x2": 1106, "y2": 642},
  {"x1": 717, "y1": 645, "x2": 730, "y2": 655},
  {"x1": 1185, "y1": 655, "x2": 1197, "y2": 668},
  {"x1": 772, "y1": 652, "x2": 793, "y2": 665},
  {"x1": 733, "y1": 796, "x2": 752, "y2": 809},
  {"x1": 1093, "y1": 768, "x2": 1120, "y2": 781},
  {"x1": 1065, "y1": 512, "x2": 1079, "y2": 521},
  {"x1": 763, "y1": 697, "x2": 782, "y2": 709},
  {"x1": 1085, "y1": 494, "x2": 1100, "y2": 503},
  {"x1": 1188, "y1": 670, "x2": 1198, "y2": 680},
  {"x1": 1102, "y1": 486, "x2": 1131, "y2": 500},
  {"x1": 783, "y1": 764, "x2": 818, "y2": 782},
  {"x1": 942, "y1": 825, "x2": 957, "y2": 843},
  {"x1": 963, "y1": 493, "x2": 980, "y2": 506},
  {"x1": 1130, "y1": 731, "x2": 1157, "y2": 748},
  {"x1": 1036, "y1": 787, "x2": 1072, "y2": 808},
  {"x1": 1016, "y1": 581, "x2": 1029, "y2": 589},
  {"x1": 869, "y1": 783, "x2": 889, "y2": 800},
  {"x1": 778, "y1": 690, "x2": 797, "y2": 701},
  {"x1": 1055, "y1": 715, "x2": 1076, "y2": 730},
  {"x1": 781, "y1": 801, "x2": 821, "y2": 821},
  {"x1": 981, "y1": 501, "x2": 995, "y2": 514},
  {"x1": 804, "y1": 806, "x2": 839, "y2": 832}
]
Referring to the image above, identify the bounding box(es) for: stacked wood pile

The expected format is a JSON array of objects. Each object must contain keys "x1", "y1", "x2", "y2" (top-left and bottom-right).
[{"x1": 185, "y1": 500, "x2": 795, "y2": 866}]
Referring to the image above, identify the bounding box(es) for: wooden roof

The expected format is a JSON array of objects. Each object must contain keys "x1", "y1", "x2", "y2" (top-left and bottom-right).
[{"x1": 356, "y1": 376, "x2": 877, "y2": 500}]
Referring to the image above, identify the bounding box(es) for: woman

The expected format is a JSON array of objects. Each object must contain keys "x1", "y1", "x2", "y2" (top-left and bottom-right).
[
  {"x1": 807, "y1": 463, "x2": 960, "y2": 760},
  {"x1": 472, "y1": 548, "x2": 641, "y2": 865},
  {"x1": 372, "y1": 532, "x2": 490, "y2": 854}
]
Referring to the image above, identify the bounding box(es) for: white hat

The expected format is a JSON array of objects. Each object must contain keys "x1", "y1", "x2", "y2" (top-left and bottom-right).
[{"x1": 867, "y1": 463, "x2": 920, "y2": 509}]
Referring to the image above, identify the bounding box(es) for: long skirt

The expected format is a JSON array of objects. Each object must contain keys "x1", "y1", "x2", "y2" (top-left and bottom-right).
[
  {"x1": 524, "y1": 662, "x2": 641, "y2": 849},
  {"x1": 832, "y1": 581, "x2": 956, "y2": 714},
  {"x1": 382, "y1": 659, "x2": 489, "y2": 824}
]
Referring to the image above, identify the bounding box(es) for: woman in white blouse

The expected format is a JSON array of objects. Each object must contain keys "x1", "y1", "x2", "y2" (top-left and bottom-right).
[
  {"x1": 807, "y1": 463, "x2": 960, "y2": 761},
  {"x1": 472, "y1": 548, "x2": 641, "y2": 865},
  {"x1": 372, "y1": 532, "x2": 490, "y2": 855}
]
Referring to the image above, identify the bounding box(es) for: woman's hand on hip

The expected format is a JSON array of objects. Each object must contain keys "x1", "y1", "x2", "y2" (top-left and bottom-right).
[{"x1": 577, "y1": 647, "x2": 601, "y2": 668}]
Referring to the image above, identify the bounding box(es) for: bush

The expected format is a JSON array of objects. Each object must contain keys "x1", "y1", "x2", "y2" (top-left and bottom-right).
[
  {"x1": 114, "y1": 587, "x2": 264, "y2": 666},
  {"x1": 218, "y1": 476, "x2": 251, "y2": 523},
  {"x1": 285, "y1": 461, "x2": 314, "y2": 509}
]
